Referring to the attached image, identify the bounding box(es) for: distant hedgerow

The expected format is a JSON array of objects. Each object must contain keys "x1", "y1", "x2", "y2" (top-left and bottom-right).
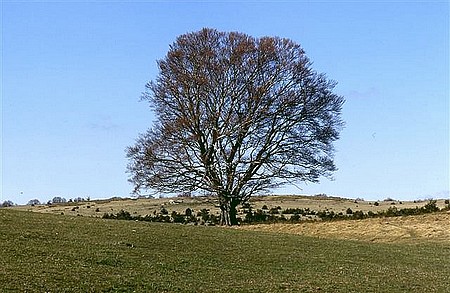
[
  {"x1": 102, "y1": 207, "x2": 219, "y2": 225},
  {"x1": 101, "y1": 200, "x2": 444, "y2": 225}
]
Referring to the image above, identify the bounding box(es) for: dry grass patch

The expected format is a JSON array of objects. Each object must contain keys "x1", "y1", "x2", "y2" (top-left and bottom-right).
[{"x1": 238, "y1": 211, "x2": 450, "y2": 243}]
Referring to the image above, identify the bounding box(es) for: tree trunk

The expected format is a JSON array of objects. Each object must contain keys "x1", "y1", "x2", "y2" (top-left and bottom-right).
[{"x1": 219, "y1": 198, "x2": 239, "y2": 226}]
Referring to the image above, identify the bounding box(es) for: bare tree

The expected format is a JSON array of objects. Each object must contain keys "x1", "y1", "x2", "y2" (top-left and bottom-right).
[{"x1": 127, "y1": 28, "x2": 344, "y2": 225}]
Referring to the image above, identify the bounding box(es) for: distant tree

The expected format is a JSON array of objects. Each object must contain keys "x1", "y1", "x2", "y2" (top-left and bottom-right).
[
  {"x1": 52, "y1": 197, "x2": 67, "y2": 204},
  {"x1": 27, "y1": 199, "x2": 41, "y2": 206},
  {"x1": 1, "y1": 200, "x2": 15, "y2": 207},
  {"x1": 127, "y1": 28, "x2": 344, "y2": 225}
]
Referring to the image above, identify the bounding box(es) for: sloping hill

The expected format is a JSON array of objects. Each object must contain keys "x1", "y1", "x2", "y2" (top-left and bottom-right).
[
  {"x1": 10, "y1": 195, "x2": 450, "y2": 243},
  {"x1": 238, "y1": 211, "x2": 450, "y2": 243}
]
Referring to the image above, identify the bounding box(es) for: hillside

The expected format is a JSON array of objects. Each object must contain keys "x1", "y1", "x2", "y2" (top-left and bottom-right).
[
  {"x1": 10, "y1": 195, "x2": 450, "y2": 243},
  {"x1": 239, "y1": 212, "x2": 450, "y2": 243},
  {"x1": 12, "y1": 195, "x2": 449, "y2": 217}
]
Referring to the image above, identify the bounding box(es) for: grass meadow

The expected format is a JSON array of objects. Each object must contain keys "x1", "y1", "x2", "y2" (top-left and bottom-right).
[{"x1": 1, "y1": 209, "x2": 449, "y2": 292}]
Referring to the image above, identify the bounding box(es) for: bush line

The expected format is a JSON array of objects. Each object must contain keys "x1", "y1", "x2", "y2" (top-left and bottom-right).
[{"x1": 102, "y1": 200, "x2": 449, "y2": 225}]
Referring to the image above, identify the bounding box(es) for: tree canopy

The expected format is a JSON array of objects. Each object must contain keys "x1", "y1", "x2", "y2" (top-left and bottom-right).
[{"x1": 127, "y1": 28, "x2": 344, "y2": 225}]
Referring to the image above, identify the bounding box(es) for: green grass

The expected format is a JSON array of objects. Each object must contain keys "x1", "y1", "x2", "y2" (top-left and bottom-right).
[{"x1": 1, "y1": 209, "x2": 449, "y2": 292}]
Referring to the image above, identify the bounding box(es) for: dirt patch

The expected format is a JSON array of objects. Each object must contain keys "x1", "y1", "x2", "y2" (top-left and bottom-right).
[{"x1": 238, "y1": 211, "x2": 450, "y2": 243}]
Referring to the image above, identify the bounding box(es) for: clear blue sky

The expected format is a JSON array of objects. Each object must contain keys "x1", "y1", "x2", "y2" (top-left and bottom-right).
[{"x1": 2, "y1": 1, "x2": 449, "y2": 204}]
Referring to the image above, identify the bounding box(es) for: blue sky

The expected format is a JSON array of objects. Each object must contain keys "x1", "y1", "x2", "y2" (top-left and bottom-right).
[{"x1": 2, "y1": 1, "x2": 449, "y2": 204}]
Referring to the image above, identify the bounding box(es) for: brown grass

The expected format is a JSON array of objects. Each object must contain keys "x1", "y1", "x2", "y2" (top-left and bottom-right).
[{"x1": 238, "y1": 211, "x2": 450, "y2": 243}]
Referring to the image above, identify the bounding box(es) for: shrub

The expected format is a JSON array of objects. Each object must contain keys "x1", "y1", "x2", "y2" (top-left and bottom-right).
[
  {"x1": 346, "y1": 208, "x2": 353, "y2": 215},
  {"x1": 374, "y1": 202, "x2": 379, "y2": 206},
  {"x1": 385, "y1": 206, "x2": 399, "y2": 217},
  {"x1": 317, "y1": 210, "x2": 338, "y2": 221},
  {"x1": 289, "y1": 214, "x2": 301, "y2": 222},
  {"x1": 269, "y1": 207, "x2": 280, "y2": 214},
  {"x1": 116, "y1": 210, "x2": 133, "y2": 220},
  {"x1": 351, "y1": 210, "x2": 366, "y2": 220},
  {"x1": 423, "y1": 200, "x2": 439, "y2": 213},
  {"x1": 210, "y1": 214, "x2": 220, "y2": 225},
  {"x1": 282, "y1": 208, "x2": 305, "y2": 215},
  {"x1": 198, "y1": 209, "x2": 210, "y2": 222},
  {"x1": 244, "y1": 209, "x2": 268, "y2": 223},
  {"x1": 185, "y1": 214, "x2": 197, "y2": 224},
  {"x1": 171, "y1": 211, "x2": 185, "y2": 223}
]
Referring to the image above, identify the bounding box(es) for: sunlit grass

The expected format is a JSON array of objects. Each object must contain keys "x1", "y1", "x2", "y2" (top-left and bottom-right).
[{"x1": 1, "y1": 209, "x2": 449, "y2": 292}]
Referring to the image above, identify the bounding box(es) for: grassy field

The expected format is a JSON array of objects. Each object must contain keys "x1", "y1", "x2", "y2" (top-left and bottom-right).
[
  {"x1": 1, "y1": 208, "x2": 449, "y2": 292},
  {"x1": 13, "y1": 195, "x2": 449, "y2": 243}
]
